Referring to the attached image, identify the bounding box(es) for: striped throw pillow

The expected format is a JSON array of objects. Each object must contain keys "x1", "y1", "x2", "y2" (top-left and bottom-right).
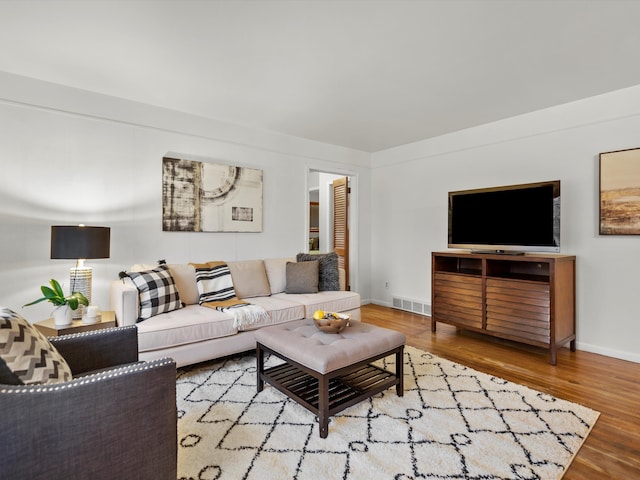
[{"x1": 192, "y1": 262, "x2": 237, "y2": 304}]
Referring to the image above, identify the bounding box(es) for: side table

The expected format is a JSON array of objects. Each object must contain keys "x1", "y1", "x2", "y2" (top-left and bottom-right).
[{"x1": 34, "y1": 310, "x2": 117, "y2": 337}]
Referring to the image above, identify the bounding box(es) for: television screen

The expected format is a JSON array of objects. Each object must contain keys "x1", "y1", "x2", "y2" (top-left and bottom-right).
[{"x1": 448, "y1": 180, "x2": 560, "y2": 253}]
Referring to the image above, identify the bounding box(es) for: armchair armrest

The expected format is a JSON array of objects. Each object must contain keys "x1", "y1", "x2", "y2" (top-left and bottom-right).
[
  {"x1": 50, "y1": 325, "x2": 139, "y2": 376},
  {"x1": 0, "y1": 358, "x2": 177, "y2": 480},
  {"x1": 110, "y1": 279, "x2": 139, "y2": 326}
]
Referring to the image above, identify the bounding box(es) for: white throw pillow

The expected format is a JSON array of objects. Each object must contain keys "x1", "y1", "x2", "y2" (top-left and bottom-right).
[{"x1": 264, "y1": 257, "x2": 296, "y2": 295}]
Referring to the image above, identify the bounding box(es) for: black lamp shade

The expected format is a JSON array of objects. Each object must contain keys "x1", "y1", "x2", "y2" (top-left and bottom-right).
[{"x1": 50, "y1": 226, "x2": 111, "y2": 260}]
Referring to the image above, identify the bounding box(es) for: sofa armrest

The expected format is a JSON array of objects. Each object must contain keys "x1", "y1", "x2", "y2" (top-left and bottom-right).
[
  {"x1": 110, "y1": 279, "x2": 139, "y2": 326},
  {"x1": 50, "y1": 326, "x2": 139, "y2": 376},
  {"x1": 0, "y1": 358, "x2": 177, "y2": 480}
]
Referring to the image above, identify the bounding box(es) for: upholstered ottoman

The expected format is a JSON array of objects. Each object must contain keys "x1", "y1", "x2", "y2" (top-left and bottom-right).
[{"x1": 255, "y1": 318, "x2": 406, "y2": 438}]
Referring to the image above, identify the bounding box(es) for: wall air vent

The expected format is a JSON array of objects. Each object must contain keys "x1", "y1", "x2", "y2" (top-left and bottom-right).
[{"x1": 390, "y1": 296, "x2": 431, "y2": 316}]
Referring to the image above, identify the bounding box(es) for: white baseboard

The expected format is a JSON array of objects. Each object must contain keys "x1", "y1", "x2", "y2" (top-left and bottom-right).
[
  {"x1": 576, "y1": 342, "x2": 640, "y2": 364},
  {"x1": 370, "y1": 299, "x2": 391, "y2": 308}
]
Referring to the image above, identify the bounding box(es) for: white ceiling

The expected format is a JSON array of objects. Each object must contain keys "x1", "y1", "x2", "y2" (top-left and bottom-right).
[{"x1": 2, "y1": 1, "x2": 640, "y2": 152}]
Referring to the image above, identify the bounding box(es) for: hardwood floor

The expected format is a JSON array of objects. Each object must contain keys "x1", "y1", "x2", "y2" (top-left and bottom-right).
[{"x1": 361, "y1": 304, "x2": 640, "y2": 479}]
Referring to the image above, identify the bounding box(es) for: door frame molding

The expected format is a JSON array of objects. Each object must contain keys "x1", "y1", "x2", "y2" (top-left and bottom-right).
[{"x1": 305, "y1": 167, "x2": 358, "y2": 295}]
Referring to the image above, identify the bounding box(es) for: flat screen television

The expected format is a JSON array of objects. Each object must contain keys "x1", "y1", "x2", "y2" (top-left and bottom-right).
[{"x1": 448, "y1": 180, "x2": 560, "y2": 254}]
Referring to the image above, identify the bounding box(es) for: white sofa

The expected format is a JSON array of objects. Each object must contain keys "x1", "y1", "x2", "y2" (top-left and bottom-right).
[{"x1": 110, "y1": 257, "x2": 360, "y2": 367}]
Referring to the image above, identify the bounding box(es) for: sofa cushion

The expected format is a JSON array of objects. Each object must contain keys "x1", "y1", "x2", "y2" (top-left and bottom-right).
[
  {"x1": 243, "y1": 296, "x2": 305, "y2": 330},
  {"x1": 0, "y1": 308, "x2": 72, "y2": 385},
  {"x1": 135, "y1": 305, "x2": 237, "y2": 353},
  {"x1": 127, "y1": 264, "x2": 183, "y2": 321},
  {"x1": 285, "y1": 261, "x2": 319, "y2": 294},
  {"x1": 168, "y1": 264, "x2": 199, "y2": 305},
  {"x1": 273, "y1": 290, "x2": 361, "y2": 318},
  {"x1": 264, "y1": 257, "x2": 295, "y2": 294},
  {"x1": 131, "y1": 263, "x2": 156, "y2": 272},
  {"x1": 227, "y1": 260, "x2": 271, "y2": 299},
  {"x1": 296, "y1": 252, "x2": 340, "y2": 291}
]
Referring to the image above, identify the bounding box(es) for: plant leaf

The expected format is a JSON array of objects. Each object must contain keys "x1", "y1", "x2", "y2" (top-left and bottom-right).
[
  {"x1": 41, "y1": 286, "x2": 58, "y2": 299},
  {"x1": 23, "y1": 297, "x2": 48, "y2": 307},
  {"x1": 67, "y1": 292, "x2": 89, "y2": 309},
  {"x1": 50, "y1": 279, "x2": 65, "y2": 298},
  {"x1": 24, "y1": 278, "x2": 68, "y2": 308}
]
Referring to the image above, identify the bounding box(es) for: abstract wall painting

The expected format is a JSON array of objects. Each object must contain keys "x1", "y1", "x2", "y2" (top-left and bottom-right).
[
  {"x1": 600, "y1": 147, "x2": 640, "y2": 235},
  {"x1": 162, "y1": 157, "x2": 263, "y2": 232}
]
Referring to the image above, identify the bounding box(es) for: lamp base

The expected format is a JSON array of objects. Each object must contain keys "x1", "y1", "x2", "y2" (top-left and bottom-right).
[{"x1": 70, "y1": 267, "x2": 92, "y2": 319}]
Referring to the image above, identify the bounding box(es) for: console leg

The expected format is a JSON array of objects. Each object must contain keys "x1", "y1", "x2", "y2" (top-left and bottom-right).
[{"x1": 570, "y1": 339, "x2": 576, "y2": 352}]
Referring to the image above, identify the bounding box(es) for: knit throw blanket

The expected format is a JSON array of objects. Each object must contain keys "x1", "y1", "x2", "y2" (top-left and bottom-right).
[{"x1": 191, "y1": 261, "x2": 269, "y2": 329}]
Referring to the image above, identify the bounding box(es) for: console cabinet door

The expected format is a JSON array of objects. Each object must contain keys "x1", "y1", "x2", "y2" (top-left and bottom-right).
[
  {"x1": 433, "y1": 273, "x2": 483, "y2": 329},
  {"x1": 485, "y1": 278, "x2": 550, "y2": 346}
]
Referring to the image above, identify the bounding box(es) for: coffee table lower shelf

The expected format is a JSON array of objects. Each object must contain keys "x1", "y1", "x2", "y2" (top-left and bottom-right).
[{"x1": 257, "y1": 343, "x2": 404, "y2": 438}]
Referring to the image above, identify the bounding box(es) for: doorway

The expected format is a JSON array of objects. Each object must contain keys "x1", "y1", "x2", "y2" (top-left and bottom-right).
[{"x1": 307, "y1": 169, "x2": 357, "y2": 292}]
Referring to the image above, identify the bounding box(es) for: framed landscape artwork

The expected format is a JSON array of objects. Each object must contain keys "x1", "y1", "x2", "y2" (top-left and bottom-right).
[
  {"x1": 599, "y1": 147, "x2": 640, "y2": 235},
  {"x1": 162, "y1": 157, "x2": 263, "y2": 232}
]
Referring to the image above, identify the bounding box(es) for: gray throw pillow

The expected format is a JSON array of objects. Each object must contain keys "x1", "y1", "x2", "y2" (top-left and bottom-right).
[
  {"x1": 296, "y1": 252, "x2": 340, "y2": 291},
  {"x1": 285, "y1": 261, "x2": 319, "y2": 294}
]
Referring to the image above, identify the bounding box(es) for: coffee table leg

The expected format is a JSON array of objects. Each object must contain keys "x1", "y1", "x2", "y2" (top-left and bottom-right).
[
  {"x1": 318, "y1": 375, "x2": 329, "y2": 438},
  {"x1": 256, "y1": 343, "x2": 264, "y2": 393},
  {"x1": 396, "y1": 346, "x2": 404, "y2": 397}
]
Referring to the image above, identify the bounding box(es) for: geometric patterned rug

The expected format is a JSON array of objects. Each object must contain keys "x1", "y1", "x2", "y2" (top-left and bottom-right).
[{"x1": 176, "y1": 346, "x2": 599, "y2": 480}]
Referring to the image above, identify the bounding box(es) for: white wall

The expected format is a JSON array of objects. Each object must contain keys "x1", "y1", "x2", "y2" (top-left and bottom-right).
[
  {"x1": 2, "y1": 70, "x2": 639, "y2": 363},
  {"x1": 0, "y1": 72, "x2": 372, "y2": 321},
  {"x1": 371, "y1": 85, "x2": 640, "y2": 363}
]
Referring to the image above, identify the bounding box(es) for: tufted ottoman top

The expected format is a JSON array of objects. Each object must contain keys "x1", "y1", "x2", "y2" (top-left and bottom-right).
[{"x1": 254, "y1": 319, "x2": 406, "y2": 374}]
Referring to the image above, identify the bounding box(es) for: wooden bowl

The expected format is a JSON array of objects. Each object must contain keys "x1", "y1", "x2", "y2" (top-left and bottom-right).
[{"x1": 313, "y1": 314, "x2": 350, "y2": 334}]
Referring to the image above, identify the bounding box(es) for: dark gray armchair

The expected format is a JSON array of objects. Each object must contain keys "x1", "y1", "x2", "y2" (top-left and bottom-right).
[{"x1": 0, "y1": 325, "x2": 177, "y2": 480}]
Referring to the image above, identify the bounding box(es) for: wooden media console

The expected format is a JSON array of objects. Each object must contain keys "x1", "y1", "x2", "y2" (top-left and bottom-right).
[{"x1": 431, "y1": 251, "x2": 576, "y2": 365}]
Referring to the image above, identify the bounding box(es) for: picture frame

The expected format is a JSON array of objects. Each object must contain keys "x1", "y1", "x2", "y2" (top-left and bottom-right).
[
  {"x1": 599, "y1": 147, "x2": 640, "y2": 235},
  {"x1": 162, "y1": 157, "x2": 263, "y2": 233}
]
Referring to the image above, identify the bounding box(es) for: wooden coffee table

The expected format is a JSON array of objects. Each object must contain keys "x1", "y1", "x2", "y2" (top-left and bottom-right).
[{"x1": 255, "y1": 319, "x2": 406, "y2": 438}]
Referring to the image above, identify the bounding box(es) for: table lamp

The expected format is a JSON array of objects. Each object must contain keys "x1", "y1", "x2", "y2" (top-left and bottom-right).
[{"x1": 50, "y1": 225, "x2": 111, "y2": 319}]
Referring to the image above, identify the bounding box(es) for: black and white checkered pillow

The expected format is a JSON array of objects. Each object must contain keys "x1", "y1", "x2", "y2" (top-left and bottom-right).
[
  {"x1": 0, "y1": 308, "x2": 73, "y2": 385},
  {"x1": 127, "y1": 264, "x2": 182, "y2": 321}
]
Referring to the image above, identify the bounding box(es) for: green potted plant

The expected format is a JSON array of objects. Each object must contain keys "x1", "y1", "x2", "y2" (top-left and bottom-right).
[{"x1": 24, "y1": 278, "x2": 89, "y2": 326}]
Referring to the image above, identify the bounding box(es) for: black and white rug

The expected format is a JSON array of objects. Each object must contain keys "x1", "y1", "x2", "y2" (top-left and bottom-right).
[{"x1": 176, "y1": 346, "x2": 598, "y2": 480}]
